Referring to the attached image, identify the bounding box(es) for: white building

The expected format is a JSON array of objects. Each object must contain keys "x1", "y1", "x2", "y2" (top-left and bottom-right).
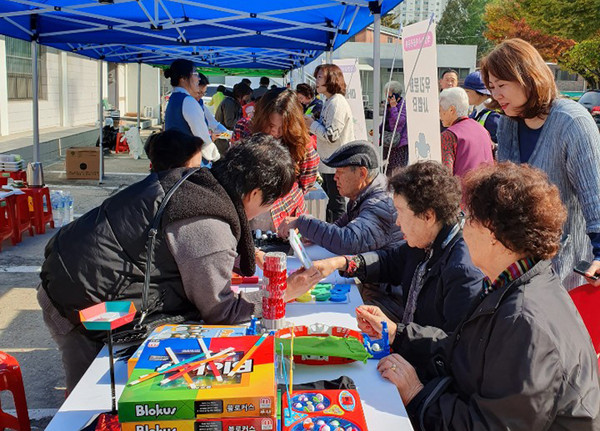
[
  {"x1": 0, "y1": 35, "x2": 161, "y2": 161},
  {"x1": 396, "y1": 0, "x2": 450, "y2": 25}
]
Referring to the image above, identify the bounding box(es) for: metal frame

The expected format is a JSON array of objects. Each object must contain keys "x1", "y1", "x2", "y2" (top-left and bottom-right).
[
  {"x1": 1, "y1": 0, "x2": 402, "y2": 174},
  {"x1": 0, "y1": 0, "x2": 370, "y2": 50}
]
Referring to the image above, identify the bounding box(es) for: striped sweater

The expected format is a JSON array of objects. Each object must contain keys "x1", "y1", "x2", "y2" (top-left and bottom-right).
[{"x1": 497, "y1": 98, "x2": 600, "y2": 290}]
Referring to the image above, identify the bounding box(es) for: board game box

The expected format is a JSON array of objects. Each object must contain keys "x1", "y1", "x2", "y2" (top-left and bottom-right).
[
  {"x1": 281, "y1": 389, "x2": 368, "y2": 431},
  {"x1": 127, "y1": 324, "x2": 250, "y2": 377},
  {"x1": 119, "y1": 335, "x2": 276, "y2": 423},
  {"x1": 120, "y1": 416, "x2": 277, "y2": 431}
]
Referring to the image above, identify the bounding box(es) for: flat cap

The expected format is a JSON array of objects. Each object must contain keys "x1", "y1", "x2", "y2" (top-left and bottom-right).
[{"x1": 322, "y1": 140, "x2": 379, "y2": 169}]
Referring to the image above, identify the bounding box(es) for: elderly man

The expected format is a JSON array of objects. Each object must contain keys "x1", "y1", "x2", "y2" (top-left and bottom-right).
[
  {"x1": 278, "y1": 140, "x2": 403, "y2": 254},
  {"x1": 439, "y1": 69, "x2": 459, "y2": 90},
  {"x1": 439, "y1": 87, "x2": 493, "y2": 181}
]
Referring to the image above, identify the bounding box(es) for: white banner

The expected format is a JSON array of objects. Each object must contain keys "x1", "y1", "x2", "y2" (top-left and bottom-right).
[
  {"x1": 333, "y1": 58, "x2": 368, "y2": 141},
  {"x1": 402, "y1": 20, "x2": 441, "y2": 163}
]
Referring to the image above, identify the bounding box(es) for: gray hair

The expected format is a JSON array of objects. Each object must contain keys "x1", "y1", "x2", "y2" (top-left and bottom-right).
[
  {"x1": 439, "y1": 87, "x2": 469, "y2": 117},
  {"x1": 350, "y1": 166, "x2": 379, "y2": 181},
  {"x1": 367, "y1": 167, "x2": 379, "y2": 181},
  {"x1": 384, "y1": 80, "x2": 403, "y2": 96}
]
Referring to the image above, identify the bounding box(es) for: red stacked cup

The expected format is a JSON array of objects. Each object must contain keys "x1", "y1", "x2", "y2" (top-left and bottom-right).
[{"x1": 262, "y1": 252, "x2": 287, "y2": 320}]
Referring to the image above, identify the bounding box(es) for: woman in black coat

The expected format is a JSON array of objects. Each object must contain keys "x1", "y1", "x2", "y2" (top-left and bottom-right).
[
  {"x1": 359, "y1": 162, "x2": 600, "y2": 430},
  {"x1": 314, "y1": 161, "x2": 484, "y2": 332}
]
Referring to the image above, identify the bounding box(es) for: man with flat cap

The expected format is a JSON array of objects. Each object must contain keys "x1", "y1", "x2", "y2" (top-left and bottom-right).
[{"x1": 278, "y1": 140, "x2": 403, "y2": 254}]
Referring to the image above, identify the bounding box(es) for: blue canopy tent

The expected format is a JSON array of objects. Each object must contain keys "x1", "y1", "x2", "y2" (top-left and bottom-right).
[{"x1": 0, "y1": 0, "x2": 402, "y2": 178}]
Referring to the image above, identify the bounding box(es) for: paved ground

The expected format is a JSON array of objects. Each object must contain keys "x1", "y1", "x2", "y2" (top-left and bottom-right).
[{"x1": 0, "y1": 146, "x2": 154, "y2": 429}]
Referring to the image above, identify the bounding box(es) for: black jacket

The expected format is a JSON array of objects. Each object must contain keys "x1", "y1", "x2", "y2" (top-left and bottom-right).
[
  {"x1": 40, "y1": 168, "x2": 254, "y2": 327},
  {"x1": 357, "y1": 224, "x2": 484, "y2": 331},
  {"x1": 395, "y1": 260, "x2": 600, "y2": 431}
]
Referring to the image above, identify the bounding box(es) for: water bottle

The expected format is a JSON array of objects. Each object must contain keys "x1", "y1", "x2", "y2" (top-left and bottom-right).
[
  {"x1": 51, "y1": 191, "x2": 64, "y2": 228},
  {"x1": 63, "y1": 191, "x2": 74, "y2": 225}
]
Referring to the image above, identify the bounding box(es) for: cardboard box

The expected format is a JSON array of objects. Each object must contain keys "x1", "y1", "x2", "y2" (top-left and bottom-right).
[
  {"x1": 120, "y1": 416, "x2": 276, "y2": 431},
  {"x1": 65, "y1": 147, "x2": 100, "y2": 179},
  {"x1": 119, "y1": 335, "x2": 276, "y2": 423},
  {"x1": 128, "y1": 325, "x2": 251, "y2": 378}
]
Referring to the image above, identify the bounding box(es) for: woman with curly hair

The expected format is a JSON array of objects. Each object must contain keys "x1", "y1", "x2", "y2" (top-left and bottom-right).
[
  {"x1": 232, "y1": 88, "x2": 320, "y2": 230},
  {"x1": 480, "y1": 38, "x2": 600, "y2": 289},
  {"x1": 314, "y1": 161, "x2": 483, "y2": 326},
  {"x1": 358, "y1": 162, "x2": 600, "y2": 430}
]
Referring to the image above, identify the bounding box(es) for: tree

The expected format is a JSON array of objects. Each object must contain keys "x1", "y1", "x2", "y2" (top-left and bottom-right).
[
  {"x1": 381, "y1": 11, "x2": 400, "y2": 29},
  {"x1": 483, "y1": 0, "x2": 575, "y2": 62},
  {"x1": 437, "y1": 0, "x2": 493, "y2": 58},
  {"x1": 560, "y1": 36, "x2": 600, "y2": 89},
  {"x1": 520, "y1": 0, "x2": 600, "y2": 42},
  {"x1": 484, "y1": 0, "x2": 600, "y2": 88}
]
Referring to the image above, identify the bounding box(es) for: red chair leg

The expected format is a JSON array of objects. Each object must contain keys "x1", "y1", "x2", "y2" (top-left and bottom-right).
[{"x1": 0, "y1": 352, "x2": 31, "y2": 431}]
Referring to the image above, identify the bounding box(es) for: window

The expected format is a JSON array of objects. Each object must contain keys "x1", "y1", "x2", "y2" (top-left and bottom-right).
[
  {"x1": 387, "y1": 36, "x2": 393, "y2": 43},
  {"x1": 5, "y1": 36, "x2": 47, "y2": 100},
  {"x1": 555, "y1": 69, "x2": 579, "y2": 82}
]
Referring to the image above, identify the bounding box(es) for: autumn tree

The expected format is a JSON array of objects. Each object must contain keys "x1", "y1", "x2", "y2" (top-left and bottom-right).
[
  {"x1": 484, "y1": 0, "x2": 600, "y2": 88},
  {"x1": 520, "y1": 0, "x2": 600, "y2": 42},
  {"x1": 483, "y1": 0, "x2": 575, "y2": 62}
]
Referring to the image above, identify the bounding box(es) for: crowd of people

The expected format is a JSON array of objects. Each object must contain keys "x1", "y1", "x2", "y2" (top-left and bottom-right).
[{"x1": 37, "y1": 38, "x2": 600, "y2": 429}]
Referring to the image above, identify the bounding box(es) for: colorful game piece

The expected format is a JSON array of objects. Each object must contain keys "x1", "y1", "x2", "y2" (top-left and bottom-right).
[
  {"x1": 329, "y1": 292, "x2": 348, "y2": 302},
  {"x1": 314, "y1": 291, "x2": 331, "y2": 301},
  {"x1": 296, "y1": 291, "x2": 314, "y2": 302},
  {"x1": 303, "y1": 418, "x2": 314, "y2": 429}
]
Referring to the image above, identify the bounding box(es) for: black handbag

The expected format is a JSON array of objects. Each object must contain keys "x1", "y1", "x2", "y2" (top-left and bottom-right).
[{"x1": 112, "y1": 168, "x2": 201, "y2": 344}]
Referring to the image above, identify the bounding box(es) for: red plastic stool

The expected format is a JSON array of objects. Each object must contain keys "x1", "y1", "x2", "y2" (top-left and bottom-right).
[
  {"x1": 0, "y1": 198, "x2": 15, "y2": 251},
  {"x1": 23, "y1": 187, "x2": 54, "y2": 235},
  {"x1": 5, "y1": 194, "x2": 34, "y2": 245},
  {"x1": 0, "y1": 352, "x2": 31, "y2": 431},
  {"x1": 0, "y1": 171, "x2": 27, "y2": 187},
  {"x1": 115, "y1": 133, "x2": 130, "y2": 154}
]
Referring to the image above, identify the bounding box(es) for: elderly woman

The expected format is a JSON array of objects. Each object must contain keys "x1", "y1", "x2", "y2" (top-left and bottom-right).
[
  {"x1": 381, "y1": 81, "x2": 409, "y2": 176},
  {"x1": 481, "y1": 38, "x2": 600, "y2": 289},
  {"x1": 314, "y1": 161, "x2": 483, "y2": 327},
  {"x1": 357, "y1": 162, "x2": 600, "y2": 430},
  {"x1": 439, "y1": 87, "x2": 493, "y2": 179}
]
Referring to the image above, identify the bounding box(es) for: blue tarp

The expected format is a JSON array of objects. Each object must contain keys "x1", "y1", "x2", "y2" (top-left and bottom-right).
[{"x1": 0, "y1": 0, "x2": 402, "y2": 70}]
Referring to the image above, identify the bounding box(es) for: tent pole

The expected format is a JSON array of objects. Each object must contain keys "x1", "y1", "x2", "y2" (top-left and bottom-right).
[
  {"x1": 372, "y1": 5, "x2": 382, "y2": 161},
  {"x1": 137, "y1": 61, "x2": 142, "y2": 130},
  {"x1": 98, "y1": 59, "x2": 104, "y2": 184},
  {"x1": 32, "y1": 40, "x2": 39, "y2": 163}
]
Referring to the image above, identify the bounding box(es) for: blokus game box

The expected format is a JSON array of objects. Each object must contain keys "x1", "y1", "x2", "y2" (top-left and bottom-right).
[
  {"x1": 281, "y1": 389, "x2": 369, "y2": 431},
  {"x1": 118, "y1": 335, "x2": 276, "y2": 423},
  {"x1": 127, "y1": 324, "x2": 251, "y2": 377},
  {"x1": 120, "y1": 416, "x2": 276, "y2": 431}
]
